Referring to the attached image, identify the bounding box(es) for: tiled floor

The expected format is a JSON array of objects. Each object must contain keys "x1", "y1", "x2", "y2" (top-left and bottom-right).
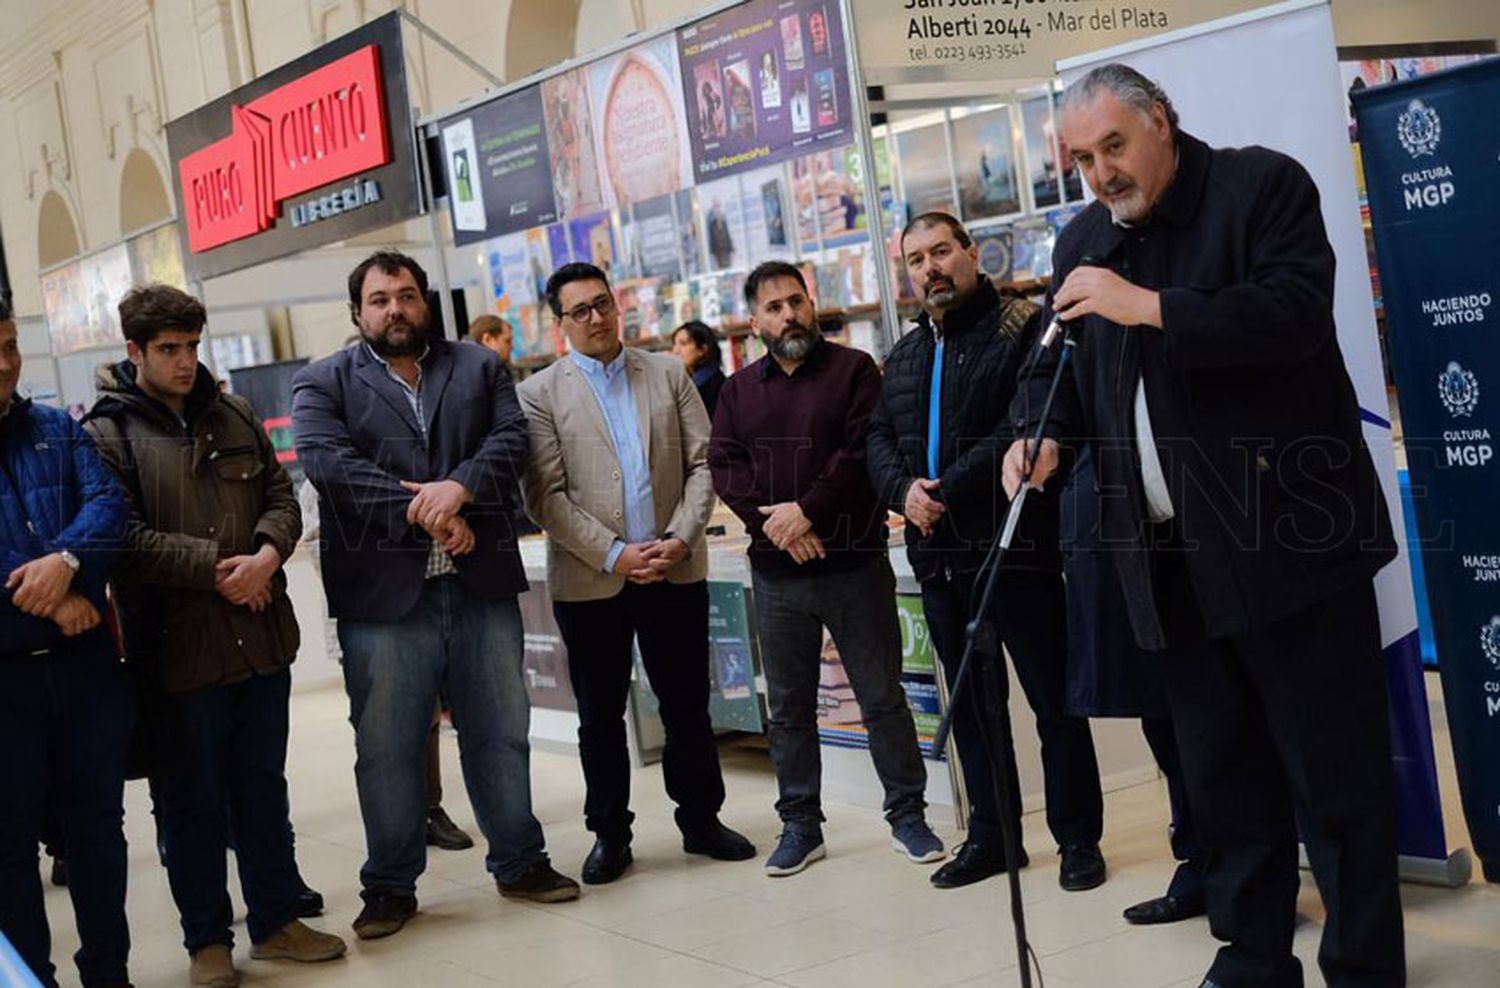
[{"x1": 39, "y1": 684, "x2": 1500, "y2": 987}]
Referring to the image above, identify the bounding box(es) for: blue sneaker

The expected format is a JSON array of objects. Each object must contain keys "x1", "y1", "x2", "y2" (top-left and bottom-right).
[
  {"x1": 891, "y1": 818, "x2": 946, "y2": 863},
  {"x1": 764, "y1": 829, "x2": 826, "y2": 877}
]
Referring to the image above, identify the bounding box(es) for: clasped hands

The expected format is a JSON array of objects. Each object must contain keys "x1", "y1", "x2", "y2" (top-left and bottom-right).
[
  {"x1": 757, "y1": 501, "x2": 825, "y2": 565},
  {"x1": 6, "y1": 553, "x2": 98, "y2": 636},
  {"x1": 612, "y1": 538, "x2": 691, "y2": 584},
  {"x1": 401, "y1": 478, "x2": 476, "y2": 557}
]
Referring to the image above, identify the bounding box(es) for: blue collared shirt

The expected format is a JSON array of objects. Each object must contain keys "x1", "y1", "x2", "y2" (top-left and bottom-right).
[{"x1": 571, "y1": 349, "x2": 655, "y2": 572}]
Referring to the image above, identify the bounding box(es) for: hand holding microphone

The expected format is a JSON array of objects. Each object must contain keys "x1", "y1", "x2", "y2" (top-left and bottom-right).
[{"x1": 1049, "y1": 255, "x2": 1162, "y2": 331}]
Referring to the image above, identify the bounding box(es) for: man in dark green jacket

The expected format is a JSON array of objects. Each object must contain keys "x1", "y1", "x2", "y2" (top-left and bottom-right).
[{"x1": 85, "y1": 284, "x2": 344, "y2": 988}]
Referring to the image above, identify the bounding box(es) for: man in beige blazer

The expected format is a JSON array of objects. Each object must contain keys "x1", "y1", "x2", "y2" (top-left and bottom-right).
[{"x1": 518, "y1": 262, "x2": 755, "y2": 885}]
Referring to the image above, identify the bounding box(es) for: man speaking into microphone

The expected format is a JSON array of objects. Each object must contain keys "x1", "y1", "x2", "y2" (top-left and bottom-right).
[{"x1": 1004, "y1": 65, "x2": 1403, "y2": 988}]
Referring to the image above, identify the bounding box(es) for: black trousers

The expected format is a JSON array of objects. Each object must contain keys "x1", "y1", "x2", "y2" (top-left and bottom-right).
[
  {"x1": 553, "y1": 580, "x2": 725, "y2": 842},
  {"x1": 1155, "y1": 551, "x2": 1404, "y2": 988},
  {"x1": 1140, "y1": 714, "x2": 1206, "y2": 900},
  {"x1": 922, "y1": 568, "x2": 1104, "y2": 849}
]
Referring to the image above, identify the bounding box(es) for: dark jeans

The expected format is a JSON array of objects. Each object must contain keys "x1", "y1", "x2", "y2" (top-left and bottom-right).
[
  {"x1": 1155, "y1": 549, "x2": 1404, "y2": 988},
  {"x1": 1141, "y1": 714, "x2": 1206, "y2": 900},
  {"x1": 339, "y1": 577, "x2": 547, "y2": 892},
  {"x1": 751, "y1": 557, "x2": 927, "y2": 831},
  {"x1": 0, "y1": 640, "x2": 133, "y2": 988},
  {"x1": 552, "y1": 580, "x2": 725, "y2": 842},
  {"x1": 426, "y1": 704, "x2": 443, "y2": 810},
  {"x1": 921, "y1": 568, "x2": 1103, "y2": 848},
  {"x1": 156, "y1": 668, "x2": 302, "y2": 951}
]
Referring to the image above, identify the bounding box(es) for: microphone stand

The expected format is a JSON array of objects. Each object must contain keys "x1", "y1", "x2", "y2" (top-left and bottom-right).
[{"x1": 931, "y1": 322, "x2": 1077, "y2": 988}]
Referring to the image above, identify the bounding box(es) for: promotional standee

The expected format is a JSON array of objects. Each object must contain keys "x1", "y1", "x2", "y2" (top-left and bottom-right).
[{"x1": 1356, "y1": 59, "x2": 1500, "y2": 883}]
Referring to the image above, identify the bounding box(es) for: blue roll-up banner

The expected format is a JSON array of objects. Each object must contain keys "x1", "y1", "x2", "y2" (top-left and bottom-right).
[{"x1": 1355, "y1": 58, "x2": 1500, "y2": 884}]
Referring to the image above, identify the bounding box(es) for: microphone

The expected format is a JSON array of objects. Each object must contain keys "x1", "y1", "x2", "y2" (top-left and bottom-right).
[{"x1": 1039, "y1": 254, "x2": 1108, "y2": 348}]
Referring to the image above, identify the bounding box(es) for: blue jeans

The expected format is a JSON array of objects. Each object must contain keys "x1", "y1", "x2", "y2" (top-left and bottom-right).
[
  {"x1": 0, "y1": 635, "x2": 133, "y2": 988},
  {"x1": 155, "y1": 668, "x2": 302, "y2": 951},
  {"x1": 339, "y1": 577, "x2": 547, "y2": 892}
]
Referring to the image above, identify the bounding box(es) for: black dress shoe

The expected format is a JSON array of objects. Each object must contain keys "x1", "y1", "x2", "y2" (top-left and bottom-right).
[
  {"x1": 930, "y1": 840, "x2": 1029, "y2": 889},
  {"x1": 295, "y1": 884, "x2": 325, "y2": 918},
  {"x1": 682, "y1": 820, "x2": 756, "y2": 861},
  {"x1": 581, "y1": 840, "x2": 633, "y2": 885},
  {"x1": 426, "y1": 806, "x2": 476, "y2": 851},
  {"x1": 1059, "y1": 843, "x2": 1107, "y2": 891},
  {"x1": 1122, "y1": 892, "x2": 1206, "y2": 925}
]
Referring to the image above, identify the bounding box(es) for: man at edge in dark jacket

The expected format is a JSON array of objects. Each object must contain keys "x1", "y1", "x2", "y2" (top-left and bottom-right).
[
  {"x1": 85, "y1": 285, "x2": 345, "y2": 987},
  {"x1": 0, "y1": 294, "x2": 134, "y2": 988},
  {"x1": 1004, "y1": 66, "x2": 1403, "y2": 988},
  {"x1": 868, "y1": 212, "x2": 1106, "y2": 893}
]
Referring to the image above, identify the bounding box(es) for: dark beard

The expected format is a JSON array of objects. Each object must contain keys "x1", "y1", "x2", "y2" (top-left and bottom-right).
[{"x1": 362, "y1": 317, "x2": 427, "y2": 358}]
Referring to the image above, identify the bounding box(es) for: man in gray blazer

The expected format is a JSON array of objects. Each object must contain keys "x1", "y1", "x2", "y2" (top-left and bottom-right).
[{"x1": 519, "y1": 262, "x2": 754, "y2": 885}]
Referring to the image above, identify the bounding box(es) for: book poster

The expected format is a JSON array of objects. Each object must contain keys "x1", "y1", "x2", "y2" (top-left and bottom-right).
[
  {"x1": 44, "y1": 244, "x2": 134, "y2": 355},
  {"x1": 793, "y1": 146, "x2": 866, "y2": 248},
  {"x1": 951, "y1": 107, "x2": 1021, "y2": 222},
  {"x1": 545, "y1": 210, "x2": 617, "y2": 274},
  {"x1": 895, "y1": 123, "x2": 955, "y2": 220},
  {"x1": 620, "y1": 193, "x2": 684, "y2": 282},
  {"x1": 518, "y1": 584, "x2": 578, "y2": 712},
  {"x1": 817, "y1": 601, "x2": 944, "y2": 760},
  {"x1": 542, "y1": 68, "x2": 607, "y2": 219},
  {"x1": 126, "y1": 225, "x2": 188, "y2": 289},
  {"x1": 486, "y1": 229, "x2": 555, "y2": 359},
  {"x1": 1022, "y1": 95, "x2": 1062, "y2": 210},
  {"x1": 634, "y1": 581, "x2": 762, "y2": 733},
  {"x1": 677, "y1": 0, "x2": 852, "y2": 183},
  {"x1": 588, "y1": 35, "x2": 694, "y2": 210},
  {"x1": 441, "y1": 84, "x2": 558, "y2": 247}
]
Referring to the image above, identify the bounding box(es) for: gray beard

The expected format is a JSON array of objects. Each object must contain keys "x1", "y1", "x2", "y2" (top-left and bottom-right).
[
  {"x1": 924, "y1": 286, "x2": 958, "y2": 310},
  {"x1": 768, "y1": 328, "x2": 817, "y2": 361}
]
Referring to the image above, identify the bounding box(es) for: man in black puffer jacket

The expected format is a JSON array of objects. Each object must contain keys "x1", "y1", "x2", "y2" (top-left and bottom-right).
[{"x1": 868, "y1": 212, "x2": 1104, "y2": 893}]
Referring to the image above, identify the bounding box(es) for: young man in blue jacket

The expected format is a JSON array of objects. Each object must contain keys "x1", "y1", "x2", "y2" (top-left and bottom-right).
[{"x1": 0, "y1": 295, "x2": 135, "y2": 988}]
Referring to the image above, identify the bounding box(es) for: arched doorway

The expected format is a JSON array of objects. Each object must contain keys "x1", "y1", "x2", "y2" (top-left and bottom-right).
[
  {"x1": 37, "y1": 190, "x2": 81, "y2": 269},
  {"x1": 120, "y1": 148, "x2": 173, "y2": 236}
]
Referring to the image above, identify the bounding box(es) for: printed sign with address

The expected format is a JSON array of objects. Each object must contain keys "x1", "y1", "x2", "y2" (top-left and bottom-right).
[{"x1": 850, "y1": 0, "x2": 1270, "y2": 84}]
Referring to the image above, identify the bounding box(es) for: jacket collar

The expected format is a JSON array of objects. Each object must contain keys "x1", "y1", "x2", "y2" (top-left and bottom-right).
[
  {"x1": 0, "y1": 395, "x2": 31, "y2": 437},
  {"x1": 352, "y1": 336, "x2": 452, "y2": 437},
  {"x1": 1146, "y1": 131, "x2": 1210, "y2": 231},
  {"x1": 92, "y1": 360, "x2": 220, "y2": 431}
]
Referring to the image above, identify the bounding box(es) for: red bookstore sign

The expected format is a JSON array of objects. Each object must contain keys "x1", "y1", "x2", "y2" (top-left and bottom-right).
[{"x1": 178, "y1": 45, "x2": 392, "y2": 254}]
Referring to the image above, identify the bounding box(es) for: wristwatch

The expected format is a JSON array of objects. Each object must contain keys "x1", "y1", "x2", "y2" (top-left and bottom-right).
[{"x1": 59, "y1": 550, "x2": 81, "y2": 572}]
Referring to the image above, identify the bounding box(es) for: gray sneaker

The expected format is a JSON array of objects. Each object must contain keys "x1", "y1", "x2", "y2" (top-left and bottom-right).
[{"x1": 765, "y1": 829, "x2": 826, "y2": 877}]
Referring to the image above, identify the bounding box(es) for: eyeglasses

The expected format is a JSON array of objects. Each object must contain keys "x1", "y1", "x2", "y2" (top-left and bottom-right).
[{"x1": 564, "y1": 296, "x2": 617, "y2": 324}]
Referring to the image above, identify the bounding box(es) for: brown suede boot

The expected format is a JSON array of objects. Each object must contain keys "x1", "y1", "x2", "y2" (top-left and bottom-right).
[
  {"x1": 249, "y1": 919, "x2": 348, "y2": 962},
  {"x1": 189, "y1": 944, "x2": 239, "y2": 987}
]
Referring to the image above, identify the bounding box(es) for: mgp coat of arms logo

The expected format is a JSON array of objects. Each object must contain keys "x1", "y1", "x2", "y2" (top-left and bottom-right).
[
  {"x1": 1397, "y1": 99, "x2": 1442, "y2": 157},
  {"x1": 1438, "y1": 361, "x2": 1480, "y2": 418},
  {"x1": 1481, "y1": 615, "x2": 1500, "y2": 669}
]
